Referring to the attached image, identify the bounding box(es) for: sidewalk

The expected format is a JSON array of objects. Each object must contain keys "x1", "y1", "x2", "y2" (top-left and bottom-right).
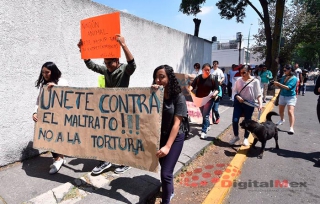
[{"x1": 0, "y1": 96, "x2": 264, "y2": 204}]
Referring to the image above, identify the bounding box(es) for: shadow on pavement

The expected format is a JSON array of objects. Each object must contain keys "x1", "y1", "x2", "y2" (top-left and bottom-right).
[
  {"x1": 21, "y1": 142, "x2": 159, "y2": 202},
  {"x1": 268, "y1": 148, "x2": 320, "y2": 167},
  {"x1": 86, "y1": 175, "x2": 160, "y2": 204},
  {"x1": 212, "y1": 138, "x2": 240, "y2": 157},
  {"x1": 21, "y1": 142, "x2": 98, "y2": 185}
]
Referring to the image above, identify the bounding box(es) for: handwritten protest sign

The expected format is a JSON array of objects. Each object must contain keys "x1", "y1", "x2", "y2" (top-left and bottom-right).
[
  {"x1": 80, "y1": 12, "x2": 121, "y2": 59},
  {"x1": 190, "y1": 92, "x2": 216, "y2": 107},
  {"x1": 175, "y1": 73, "x2": 213, "y2": 124},
  {"x1": 33, "y1": 86, "x2": 164, "y2": 172},
  {"x1": 174, "y1": 73, "x2": 195, "y2": 102}
]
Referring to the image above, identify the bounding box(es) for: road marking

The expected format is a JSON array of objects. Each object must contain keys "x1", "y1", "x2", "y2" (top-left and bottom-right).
[{"x1": 202, "y1": 90, "x2": 279, "y2": 204}]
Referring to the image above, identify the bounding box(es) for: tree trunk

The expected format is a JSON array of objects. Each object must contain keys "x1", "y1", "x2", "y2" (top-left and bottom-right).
[
  {"x1": 260, "y1": 1, "x2": 273, "y2": 70},
  {"x1": 193, "y1": 18, "x2": 201, "y2": 37},
  {"x1": 271, "y1": 0, "x2": 286, "y2": 80}
]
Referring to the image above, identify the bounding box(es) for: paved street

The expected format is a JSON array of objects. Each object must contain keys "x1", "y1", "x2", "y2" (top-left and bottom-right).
[{"x1": 225, "y1": 84, "x2": 320, "y2": 204}]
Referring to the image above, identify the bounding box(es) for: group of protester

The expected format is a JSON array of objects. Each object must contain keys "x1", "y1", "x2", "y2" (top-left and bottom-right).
[
  {"x1": 191, "y1": 61, "x2": 318, "y2": 145},
  {"x1": 191, "y1": 63, "x2": 262, "y2": 146},
  {"x1": 32, "y1": 35, "x2": 186, "y2": 204},
  {"x1": 32, "y1": 33, "x2": 319, "y2": 204}
]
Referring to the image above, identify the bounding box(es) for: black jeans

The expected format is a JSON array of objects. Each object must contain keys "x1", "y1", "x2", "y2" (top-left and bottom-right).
[
  {"x1": 227, "y1": 82, "x2": 232, "y2": 98},
  {"x1": 159, "y1": 133, "x2": 184, "y2": 204}
]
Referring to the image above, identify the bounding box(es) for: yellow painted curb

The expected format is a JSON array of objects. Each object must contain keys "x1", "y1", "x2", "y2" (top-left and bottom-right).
[{"x1": 202, "y1": 90, "x2": 280, "y2": 204}]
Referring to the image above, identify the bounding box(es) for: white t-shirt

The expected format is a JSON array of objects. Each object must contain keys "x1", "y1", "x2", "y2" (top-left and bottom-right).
[
  {"x1": 210, "y1": 68, "x2": 225, "y2": 82},
  {"x1": 192, "y1": 69, "x2": 202, "y2": 76},
  {"x1": 295, "y1": 68, "x2": 302, "y2": 81},
  {"x1": 233, "y1": 78, "x2": 261, "y2": 102}
]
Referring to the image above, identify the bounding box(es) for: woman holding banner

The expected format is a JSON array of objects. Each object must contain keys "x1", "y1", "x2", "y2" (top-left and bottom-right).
[
  {"x1": 33, "y1": 62, "x2": 68, "y2": 174},
  {"x1": 152, "y1": 65, "x2": 187, "y2": 204},
  {"x1": 229, "y1": 65, "x2": 262, "y2": 146},
  {"x1": 189, "y1": 63, "x2": 219, "y2": 139}
]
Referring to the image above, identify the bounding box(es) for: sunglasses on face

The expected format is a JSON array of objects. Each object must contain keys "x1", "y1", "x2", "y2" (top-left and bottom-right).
[
  {"x1": 240, "y1": 71, "x2": 247, "y2": 75},
  {"x1": 283, "y1": 69, "x2": 289, "y2": 72}
]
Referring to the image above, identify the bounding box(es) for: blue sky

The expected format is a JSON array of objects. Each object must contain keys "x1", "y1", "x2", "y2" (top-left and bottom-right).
[{"x1": 93, "y1": 0, "x2": 261, "y2": 45}]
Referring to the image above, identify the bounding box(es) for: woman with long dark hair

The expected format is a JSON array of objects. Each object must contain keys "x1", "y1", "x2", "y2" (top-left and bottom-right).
[
  {"x1": 151, "y1": 65, "x2": 187, "y2": 204},
  {"x1": 229, "y1": 65, "x2": 262, "y2": 146},
  {"x1": 273, "y1": 64, "x2": 298, "y2": 134},
  {"x1": 33, "y1": 62, "x2": 68, "y2": 174}
]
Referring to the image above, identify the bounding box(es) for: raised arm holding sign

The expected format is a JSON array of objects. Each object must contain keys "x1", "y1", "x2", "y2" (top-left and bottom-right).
[{"x1": 77, "y1": 12, "x2": 137, "y2": 175}]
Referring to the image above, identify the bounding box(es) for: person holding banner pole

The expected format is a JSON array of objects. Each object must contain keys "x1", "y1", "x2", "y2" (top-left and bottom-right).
[
  {"x1": 189, "y1": 63, "x2": 219, "y2": 139},
  {"x1": 78, "y1": 34, "x2": 136, "y2": 175},
  {"x1": 33, "y1": 62, "x2": 69, "y2": 174},
  {"x1": 151, "y1": 65, "x2": 187, "y2": 204},
  {"x1": 229, "y1": 65, "x2": 262, "y2": 146}
]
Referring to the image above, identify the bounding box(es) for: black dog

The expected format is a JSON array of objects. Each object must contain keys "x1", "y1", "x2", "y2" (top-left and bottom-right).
[{"x1": 240, "y1": 111, "x2": 279, "y2": 159}]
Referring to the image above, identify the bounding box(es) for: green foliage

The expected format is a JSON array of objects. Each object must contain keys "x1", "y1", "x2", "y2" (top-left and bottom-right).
[
  {"x1": 298, "y1": 0, "x2": 320, "y2": 16},
  {"x1": 216, "y1": 0, "x2": 249, "y2": 23},
  {"x1": 179, "y1": 0, "x2": 207, "y2": 16}
]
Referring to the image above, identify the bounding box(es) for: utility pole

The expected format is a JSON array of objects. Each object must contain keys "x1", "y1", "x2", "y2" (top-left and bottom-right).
[
  {"x1": 237, "y1": 32, "x2": 242, "y2": 65},
  {"x1": 246, "y1": 24, "x2": 253, "y2": 64}
]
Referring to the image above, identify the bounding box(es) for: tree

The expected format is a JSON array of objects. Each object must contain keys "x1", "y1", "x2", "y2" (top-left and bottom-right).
[
  {"x1": 251, "y1": 2, "x2": 312, "y2": 65},
  {"x1": 179, "y1": 0, "x2": 286, "y2": 79}
]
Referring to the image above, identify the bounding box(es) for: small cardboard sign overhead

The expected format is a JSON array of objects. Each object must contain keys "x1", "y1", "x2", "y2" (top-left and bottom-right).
[
  {"x1": 33, "y1": 86, "x2": 164, "y2": 172},
  {"x1": 80, "y1": 12, "x2": 121, "y2": 59}
]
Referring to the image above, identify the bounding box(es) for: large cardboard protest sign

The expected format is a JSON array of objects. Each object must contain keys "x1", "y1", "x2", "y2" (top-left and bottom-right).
[
  {"x1": 80, "y1": 12, "x2": 121, "y2": 59},
  {"x1": 33, "y1": 86, "x2": 163, "y2": 172}
]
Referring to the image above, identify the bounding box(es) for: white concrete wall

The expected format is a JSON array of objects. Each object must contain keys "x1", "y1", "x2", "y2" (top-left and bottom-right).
[
  {"x1": 212, "y1": 49, "x2": 264, "y2": 68},
  {"x1": 0, "y1": 0, "x2": 211, "y2": 166},
  {"x1": 212, "y1": 49, "x2": 243, "y2": 67}
]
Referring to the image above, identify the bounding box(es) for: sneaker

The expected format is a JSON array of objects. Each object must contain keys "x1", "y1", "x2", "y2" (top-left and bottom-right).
[
  {"x1": 229, "y1": 136, "x2": 240, "y2": 145},
  {"x1": 114, "y1": 165, "x2": 131, "y2": 174},
  {"x1": 206, "y1": 126, "x2": 211, "y2": 132},
  {"x1": 288, "y1": 127, "x2": 294, "y2": 135},
  {"x1": 170, "y1": 192, "x2": 175, "y2": 201},
  {"x1": 49, "y1": 158, "x2": 65, "y2": 174},
  {"x1": 243, "y1": 138, "x2": 249, "y2": 146},
  {"x1": 200, "y1": 132, "x2": 207, "y2": 139},
  {"x1": 214, "y1": 118, "x2": 220, "y2": 124},
  {"x1": 276, "y1": 119, "x2": 285, "y2": 126},
  {"x1": 92, "y1": 161, "x2": 112, "y2": 175},
  {"x1": 50, "y1": 157, "x2": 66, "y2": 169}
]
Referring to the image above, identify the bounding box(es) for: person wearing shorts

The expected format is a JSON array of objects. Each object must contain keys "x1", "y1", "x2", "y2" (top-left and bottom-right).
[{"x1": 273, "y1": 64, "x2": 297, "y2": 134}]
